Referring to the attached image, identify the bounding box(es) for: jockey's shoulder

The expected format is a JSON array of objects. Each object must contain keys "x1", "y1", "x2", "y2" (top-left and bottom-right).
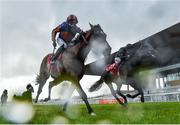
[
  {"x1": 59, "y1": 21, "x2": 68, "y2": 28},
  {"x1": 61, "y1": 21, "x2": 68, "y2": 25}
]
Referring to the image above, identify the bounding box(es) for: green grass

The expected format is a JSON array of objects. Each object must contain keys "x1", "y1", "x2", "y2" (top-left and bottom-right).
[{"x1": 0, "y1": 102, "x2": 180, "y2": 124}]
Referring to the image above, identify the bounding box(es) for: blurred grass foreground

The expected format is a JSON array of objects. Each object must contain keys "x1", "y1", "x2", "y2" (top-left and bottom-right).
[{"x1": 0, "y1": 102, "x2": 180, "y2": 124}]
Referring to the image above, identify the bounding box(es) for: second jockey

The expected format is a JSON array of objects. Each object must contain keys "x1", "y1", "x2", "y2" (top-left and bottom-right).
[
  {"x1": 51, "y1": 14, "x2": 84, "y2": 63},
  {"x1": 105, "y1": 57, "x2": 121, "y2": 76},
  {"x1": 105, "y1": 45, "x2": 130, "y2": 76}
]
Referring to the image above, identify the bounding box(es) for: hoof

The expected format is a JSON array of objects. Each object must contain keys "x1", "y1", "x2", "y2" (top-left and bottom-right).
[
  {"x1": 122, "y1": 99, "x2": 128, "y2": 106},
  {"x1": 44, "y1": 98, "x2": 50, "y2": 102},
  {"x1": 141, "y1": 98, "x2": 145, "y2": 103},
  {"x1": 34, "y1": 100, "x2": 38, "y2": 103},
  {"x1": 123, "y1": 102, "x2": 128, "y2": 107},
  {"x1": 90, "y1": 112, "x2": 96, "y2": 116},
  {"x1": 124, "y1": 100, "x2": 128, "y2": 104}
]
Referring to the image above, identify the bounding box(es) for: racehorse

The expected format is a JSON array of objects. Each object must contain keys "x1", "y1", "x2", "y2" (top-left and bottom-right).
[
  {"x1": 89, "y1": 41, "x2": 160, "y2": 104},
  {"x1": 35, "y1": 23, "x2": 111, "y2": 115}
]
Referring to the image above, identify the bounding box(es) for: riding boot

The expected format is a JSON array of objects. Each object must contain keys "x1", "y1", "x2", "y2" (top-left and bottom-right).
[{"x1": 51, "y1": 45, "x2": 64, "y2": 63}]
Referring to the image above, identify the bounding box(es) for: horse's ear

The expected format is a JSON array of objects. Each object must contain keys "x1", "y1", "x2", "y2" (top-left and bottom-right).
[{"x1": 89, "y1": 22, "x2": 93, "y2": 28}]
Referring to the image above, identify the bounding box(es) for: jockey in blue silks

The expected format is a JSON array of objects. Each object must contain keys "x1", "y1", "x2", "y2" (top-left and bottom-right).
[{"x1": 51, "y1": 14, "x2": 84, "y2": 63}]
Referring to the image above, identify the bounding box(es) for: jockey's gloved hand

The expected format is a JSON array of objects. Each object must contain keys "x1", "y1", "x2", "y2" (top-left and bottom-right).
[
  {"x1": 79, "y1": 30, "x2": 84, "y2": 35},
  {"x1": 68, "y1": 41, "x2": 75, "y2": 46},
  {"x1": 53, "y1": 41, "x2": 57, "y2": 48}
]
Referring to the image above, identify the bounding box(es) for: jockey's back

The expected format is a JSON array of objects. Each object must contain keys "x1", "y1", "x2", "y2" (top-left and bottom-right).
[{"x1": 56, "y1": 21, "x2": 82, "y2": 43}]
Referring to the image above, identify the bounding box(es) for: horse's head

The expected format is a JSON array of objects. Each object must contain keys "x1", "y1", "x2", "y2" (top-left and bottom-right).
[
  {"x1": 135, "y1": 41, "x2": 159, "y2": 66},
  {"x1": 88, "y1": 23, "x2": 111, "y2": 57},
  {"x1": 26, "y1": 84, "x2": 34, "y2": 93}
]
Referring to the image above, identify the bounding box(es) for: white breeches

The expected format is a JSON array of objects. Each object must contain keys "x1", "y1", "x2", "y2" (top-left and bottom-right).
[{"x1": 56, "y1": 38, "x2": 68, "y2": 48}]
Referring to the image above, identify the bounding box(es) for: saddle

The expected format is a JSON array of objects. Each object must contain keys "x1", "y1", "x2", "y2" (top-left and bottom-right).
[{"x1": 47, "y1": 53, "x2": 63, "y2": 74}]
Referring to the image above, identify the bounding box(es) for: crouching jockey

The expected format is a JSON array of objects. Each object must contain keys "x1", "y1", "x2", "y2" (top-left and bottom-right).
[
  {"x1": 105, "y1": 57, "x2": 121, "y2": 76},
  {"x1": 51, "y1": 14, "x2": 84, "y2": 63},
  {"x1": 105, "y1": 45, "x2": 129, "y2": 76},
  {"x1": 89, "y1": 45, "x2": 130, "y2": 92},
  {"x1": 115, "y1": 45, "x2": 130, "y2": 69}
]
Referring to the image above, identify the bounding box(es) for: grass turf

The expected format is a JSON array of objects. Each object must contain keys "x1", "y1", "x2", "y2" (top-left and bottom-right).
[{"x1": 0, "y1": 102, "x2": 180, "y2": 124}]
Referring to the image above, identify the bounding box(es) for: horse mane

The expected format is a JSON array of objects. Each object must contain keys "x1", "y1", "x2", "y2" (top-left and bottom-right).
[
  {"x1": 120, "y1": 42, "x2": 143, "y2": 76},
  {"x1": 65, "y1": 30, "x2": 92, "y2": 62},
  {"x1": 122, "y1": 42, "x2": 142, "y2": 66}
]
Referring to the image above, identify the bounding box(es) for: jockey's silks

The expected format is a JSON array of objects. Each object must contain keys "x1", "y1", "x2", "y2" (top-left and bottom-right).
[
  {"x1": 56, "y1": 22, "x2": 82, "y2": 42},
  {"x1": 105, "y1": 63, "x2": 119, "y2": 75}
]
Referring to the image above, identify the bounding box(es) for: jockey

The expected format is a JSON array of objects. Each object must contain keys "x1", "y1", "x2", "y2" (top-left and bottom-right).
[
  {"x1": 51, "y1": 14, "x2": 84, "y2": 63},
  {"x1": 105, "y1": 45, "x2": 130, "y2": 76},
  {"x1": 115, "y1": 45, "x2": 130, "y2": 67},
  {"x1": 105, "y1": 57, "x2": 121, "y2": 76}
]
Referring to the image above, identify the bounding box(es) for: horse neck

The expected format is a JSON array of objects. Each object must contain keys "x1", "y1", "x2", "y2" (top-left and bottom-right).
[
  {"x1": 121, "y1": 47, "x2": 142, "y2": 76},
  {"x1": 66, "y1": 42, "x2": 83, "y2": 55},
  {"x1": 66, "y1": 31, "x2": 92, "y2": 63},
  {"x1": 78, "y1": 31, "x2": 93, "y2": 63}
]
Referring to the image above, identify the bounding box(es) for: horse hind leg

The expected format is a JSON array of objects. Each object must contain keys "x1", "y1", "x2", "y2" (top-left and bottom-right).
[
  {"x1": 35, "y1": 73, "x2": 49, "y2": 103},
  {"x1": 44, "y1": 80, "x2": 61, "y2": 102},
  {"x1": 139, "y1": 89, "x2": 144, "y2": 102}
]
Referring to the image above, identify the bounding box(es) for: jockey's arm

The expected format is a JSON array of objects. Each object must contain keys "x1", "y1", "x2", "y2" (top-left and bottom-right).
[{"x1": 51, "y1": 27, "x2": 61, "y2": 42}]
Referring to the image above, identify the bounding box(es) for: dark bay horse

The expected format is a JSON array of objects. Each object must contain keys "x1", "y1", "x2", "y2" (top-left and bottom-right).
[
  {"x1": 89, "y1": 42, "x2": 159, "y2": 104},
  {"x1": 35, "y1": 23, "x2": 111, "y2": 115}
]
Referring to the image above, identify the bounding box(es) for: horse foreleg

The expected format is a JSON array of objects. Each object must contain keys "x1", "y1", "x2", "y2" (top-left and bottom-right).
[
  {"x1": 126, "y1": 82, "x2": 144, "y2": 102},
  {"x1": 140, "y1": 92, "x2": 145, "y2": 102},
  {"x1": 62, "y1": 84, "x2": 75, "y2": 112},
  {"x1": 116, "y1": 82, "x2": 122, "y2": 92},
  {"x1": 115, "y1": 81, "x2": 128, "y2": 104},
  {"x1": 138, "y1": 88, "x2": 144, "y2": 102},
  {"x1": 126, "y1": 93, "x2": 140, "y2": 98},
  {"x1": 106, "y1": 82, "x2": 126, "y2": 106},
  {"x1": 75, "y1": 82, "x2": 95, "y2": 116}
]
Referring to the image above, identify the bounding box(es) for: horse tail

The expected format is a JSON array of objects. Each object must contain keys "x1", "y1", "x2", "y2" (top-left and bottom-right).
[
  {"x1": 35, "y1": 74, "x2": 40, "y2": 85},
  {"x1": 35, "y1": 54, "x2": 50, "y2": 85},
  {"x1": 89, "y1": 78, "x2": 104, "y2": 92}
]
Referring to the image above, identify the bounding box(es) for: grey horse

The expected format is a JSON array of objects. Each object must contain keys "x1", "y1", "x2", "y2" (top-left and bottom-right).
[{"x1": 35, "y1": 23, "x2": 111, "y2": 115}]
